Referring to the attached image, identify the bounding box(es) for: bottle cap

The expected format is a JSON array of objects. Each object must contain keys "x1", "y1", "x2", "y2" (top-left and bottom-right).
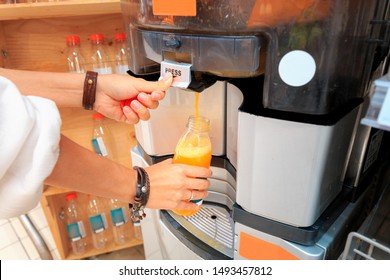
[
  {"x1": 66, "y1": 35, "x2": 81, "y2": 44},
  {"x1": 92, "y1": 113, "x2": 104, "y2": 119},
  {"x1": 89, "y1": 33, "x2": 105, "y2": 43},
  {"x1": 65, "y1": 192, "x2": 77, "y2": 201},
  {"x1": 114, "y1": 33, "x2": 126, "y2": 42}
]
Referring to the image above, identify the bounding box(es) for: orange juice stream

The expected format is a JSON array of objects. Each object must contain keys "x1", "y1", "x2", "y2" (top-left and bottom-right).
[{"x1": 172, "y1": 92, "x2": 212, "y2": 216}]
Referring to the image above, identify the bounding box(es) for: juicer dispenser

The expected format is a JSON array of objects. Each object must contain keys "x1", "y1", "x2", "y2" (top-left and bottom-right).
[{"x1": 121, "y1": 0, "x2": 390, "y2": 259}]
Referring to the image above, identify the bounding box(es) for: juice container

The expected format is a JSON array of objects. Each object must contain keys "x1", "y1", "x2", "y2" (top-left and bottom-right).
[{"x1": 172, "y1": 115, "x2": 212, "y2": 216}]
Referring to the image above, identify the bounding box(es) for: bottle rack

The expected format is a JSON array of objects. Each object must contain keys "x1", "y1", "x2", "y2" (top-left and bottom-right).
[
  {"x1": 341, "y1": 180, "x2": 390, "y2": 260},
  {"x1": 42, "y1": 188, "x2": 143, "y2": 260}
]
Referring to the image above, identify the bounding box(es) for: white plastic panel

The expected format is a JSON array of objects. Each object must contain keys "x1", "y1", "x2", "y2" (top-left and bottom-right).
[{"x1": 135, "y1": 81, "x2": 226, "y2": 156}]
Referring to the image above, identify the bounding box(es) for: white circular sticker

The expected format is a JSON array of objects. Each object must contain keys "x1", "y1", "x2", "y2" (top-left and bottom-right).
[{"x1": 278, "y1": 50, "x2": 316, "y2": 87}]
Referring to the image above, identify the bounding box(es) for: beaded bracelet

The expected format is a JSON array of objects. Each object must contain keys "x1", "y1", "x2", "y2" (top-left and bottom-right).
[{"x1": 129, "y1": 166, "x2": 150, "y2": 221}]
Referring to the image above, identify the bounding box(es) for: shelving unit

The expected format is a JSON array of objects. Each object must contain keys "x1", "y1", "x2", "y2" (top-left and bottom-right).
[
  {"x1": 0, "y1": 0, "x2": 121, "y2": 20},
  {"x1": 0, "y1": 0, "x2": 143, "y2": 260}
]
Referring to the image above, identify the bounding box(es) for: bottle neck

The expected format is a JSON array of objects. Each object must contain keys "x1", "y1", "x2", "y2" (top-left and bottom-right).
[
  {"x1": 67, "y1": 42, "x2": 80, "y2": 47},
  {"x1": 187, "y1": 115, "x2": 210, "y2": 133}
]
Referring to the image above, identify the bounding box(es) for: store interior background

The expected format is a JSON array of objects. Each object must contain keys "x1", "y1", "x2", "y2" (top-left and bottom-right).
[{"x1": 1, "y1": 1, "x2": 389, "y2": 261}]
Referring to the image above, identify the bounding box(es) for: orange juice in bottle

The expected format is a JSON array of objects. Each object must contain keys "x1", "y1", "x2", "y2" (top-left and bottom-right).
[{"x1": 172, "y1": 114, "x2": 212, "y2": 216}]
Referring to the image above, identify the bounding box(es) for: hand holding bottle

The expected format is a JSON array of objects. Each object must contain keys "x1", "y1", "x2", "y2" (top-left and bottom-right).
[{"x1": 143, "y1": 158, "x2": 212, "y2": 211}]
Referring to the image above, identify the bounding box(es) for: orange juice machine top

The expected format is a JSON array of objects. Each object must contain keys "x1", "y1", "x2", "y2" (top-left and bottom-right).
[
  {"x1": 121, "y1": 0, "x2": 390, "y2": 260},
  {"x1": 121, "y1": 0, "x2": 383, "y2": 114}
]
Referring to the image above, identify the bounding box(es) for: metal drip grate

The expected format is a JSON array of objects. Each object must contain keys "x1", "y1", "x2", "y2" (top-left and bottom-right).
[
  {"x1": 184, "y1": 207, "x2": 234, "y2": 248},
  {"x1": 168, "y1": 204, "x2": 234, "y2": 258}
]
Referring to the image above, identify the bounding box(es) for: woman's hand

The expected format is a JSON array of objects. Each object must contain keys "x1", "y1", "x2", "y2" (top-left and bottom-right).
[
  {"x1": 145, "y1": 159, "x2": 212, "y2": 211},
  {"x1": 95, "y1": 73, "x2": 173, "y2": 124}
]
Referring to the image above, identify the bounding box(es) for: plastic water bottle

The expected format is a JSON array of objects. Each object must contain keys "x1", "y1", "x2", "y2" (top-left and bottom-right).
[
  {"x1": 109, "y1": 198, "x2": 130, "y2": 245},
  {"x1": 87, "y1": 194, "x2": 108, "y2": 250},
  {"x1": 91, "y1": 113, "x2": 113, "y2": 159},
  {"x1": 89, "y1": 33, "x2": 113, "y2": 74},
  {"x1": 65, "y1": 192, "x2": 87, "y2": 255},
  {"x1": 114, "y1": 32, "x2": 129, "y2": 74},
  {"x1": 65, "y1": 35, "x2": 85, "y2": 73},
  {"x1": 132, "y1": 221, "x2": 143, "y2": 239}
]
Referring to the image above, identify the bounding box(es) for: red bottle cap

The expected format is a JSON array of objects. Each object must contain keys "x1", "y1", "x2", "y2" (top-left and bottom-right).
[
  {"x1": 115, "y1": 33, "x2": 126, "y2": 42},
  {"x1": 66, "y1": 35, "x2": 81, "y2": 44},
  {"x1": 65, "y1": 192, "x2": 77, "y2": 201},
  {"x1": 89, "y1": 33, "x2": 105, "y2": 43},
  {"x1": 92, "y1": 113, "x2": 104, "y2": 119}
]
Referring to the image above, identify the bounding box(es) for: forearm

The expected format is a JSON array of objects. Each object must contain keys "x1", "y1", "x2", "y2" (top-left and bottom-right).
[
  {"x1": 45, "y1": 135, "x2": 136, "y2": 202},
  {"x1": 0, "y1": 68, "x2": 84, "y2": 107}
]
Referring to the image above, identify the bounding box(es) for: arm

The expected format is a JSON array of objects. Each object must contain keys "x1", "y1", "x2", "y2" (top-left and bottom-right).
[
  {"x1": 0, "y1": 67, "x2": 172, "y2": 124},
  {"x1": 45, "y1": 135, "x2": 136, "y2": 202},
  {"x1": 46, "y1": 135, "x2": 212, "y2": 210}
]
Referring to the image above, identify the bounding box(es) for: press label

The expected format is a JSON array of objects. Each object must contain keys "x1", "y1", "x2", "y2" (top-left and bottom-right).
[{"x1": 161, "y1": 60, "x2": 192, "y2": 89}]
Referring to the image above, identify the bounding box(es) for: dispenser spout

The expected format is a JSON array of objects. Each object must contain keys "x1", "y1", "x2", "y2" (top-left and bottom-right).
[{"x1": 187, "y1": 72, "x2": 219, "y2": 92}]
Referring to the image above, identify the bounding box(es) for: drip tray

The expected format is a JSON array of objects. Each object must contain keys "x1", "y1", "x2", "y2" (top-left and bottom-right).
[{"x1": 161, "y1": 204, "x2": 234, "y2": 259}]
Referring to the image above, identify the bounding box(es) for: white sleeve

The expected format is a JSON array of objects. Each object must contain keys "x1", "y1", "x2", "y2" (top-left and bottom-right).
[{"x1": 0, "y1": 76, "x2": 61, "y2": 219}]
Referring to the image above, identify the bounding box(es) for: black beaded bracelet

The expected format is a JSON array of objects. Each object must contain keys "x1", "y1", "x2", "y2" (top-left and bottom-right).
[{"x1": 129, "y1": 166, "x2": 150, "y2": 221}]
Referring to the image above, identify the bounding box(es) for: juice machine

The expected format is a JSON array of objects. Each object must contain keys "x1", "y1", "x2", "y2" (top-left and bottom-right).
[{"x1": 121, "y1": 0, "x2": 390, "y2": 259}]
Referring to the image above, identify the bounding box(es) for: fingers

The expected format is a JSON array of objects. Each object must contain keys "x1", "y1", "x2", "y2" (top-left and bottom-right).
[
  {"x1": 126, "y1": 99, "x2": 150, "y2": 121},
  {"x1": 183, "y1": 189, "x2": 208, "y2": 201},
  {"x1": 121, "y1": 89, "x2": 165, "y2": 123},
  {"x1": 183, "y1": 165, "x2": 213, "y2": 180},
  {"x1": 185, "y1": 177, "x2": 210, "y2": 190},
  {"x1": 137, "y1": 92, "x2": 160, "y2": 109},
  {"x1": 121, "y1": 99, "x2": 153, "y2": 123},
  {"x1": 122, "y1": 105, "x2": 140, "y2": 124},
  {"x1": 156, "y1": 72, "x2": 173, "y2": 91}
]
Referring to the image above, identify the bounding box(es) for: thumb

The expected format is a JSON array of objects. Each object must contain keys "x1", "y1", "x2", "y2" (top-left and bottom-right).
[{"x1": 134, "y1": 72, "x2": 173, "y2": 93}]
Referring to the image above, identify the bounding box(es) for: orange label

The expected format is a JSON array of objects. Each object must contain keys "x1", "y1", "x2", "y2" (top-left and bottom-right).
[
  {"x1": 153, "y1": 0, "x2": 196, "y2": 16},
  {"x1": 239, "y1": 232, "x2": 300, "y2": 260}
]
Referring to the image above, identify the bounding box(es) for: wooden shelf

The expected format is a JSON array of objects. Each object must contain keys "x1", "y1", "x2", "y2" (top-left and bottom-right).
[{"x1": 0, "y1": 0, "x2": 121, "y2": 20}]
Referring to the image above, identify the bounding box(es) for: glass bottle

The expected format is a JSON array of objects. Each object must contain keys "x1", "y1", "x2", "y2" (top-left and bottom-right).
[
  {"x1": 172, "y1": 115, "x2": 212, "y2": 216},
  {"x1": 65, "y1": 35, "x2": 85, "y2": 73},
  {"x1": 114, "y1": 32, "x2": 129, "y2": 74},
  {"x1": 65, "y1": 192, "x2": 87, "y2": 255},
  {"x1": 89, "y1": 33, "x2": 113, "y2": 74},
  {"x1": 87, "y1": 194, "x2": 108, "y2": 250}
]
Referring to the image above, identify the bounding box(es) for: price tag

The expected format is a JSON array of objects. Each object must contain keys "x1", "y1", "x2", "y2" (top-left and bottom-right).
[
  {"x1": 161, "y1": 60, "x2": 192, "y2": 89},
  {"x1": 152, "y1": 0, "x2": 196, "y2": 16},
  {"x1": 377, "y1": 87, "x2": 390, "y2": 127}
]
